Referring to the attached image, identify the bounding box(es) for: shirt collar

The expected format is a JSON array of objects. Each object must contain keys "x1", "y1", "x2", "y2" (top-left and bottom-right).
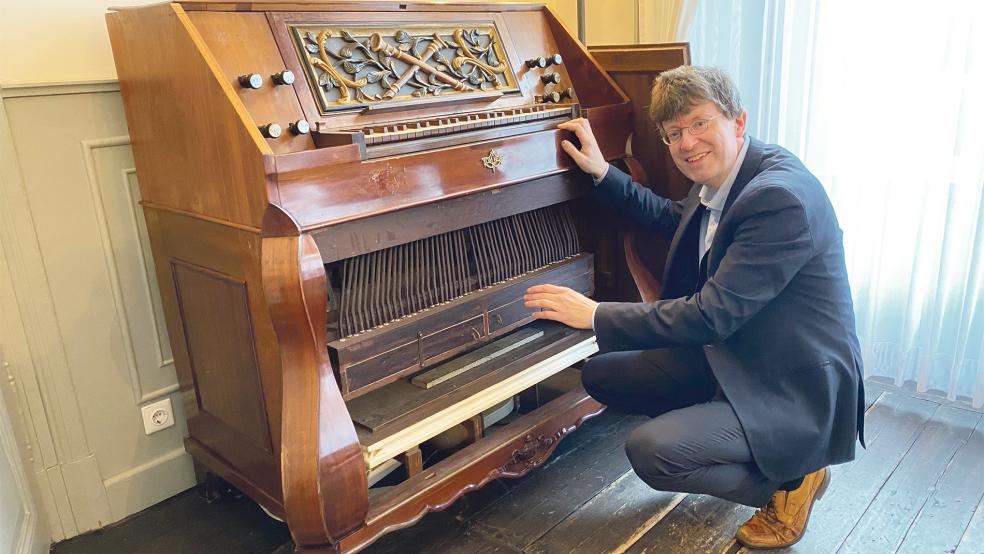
[{"x1": 698, "y1": 136, "x2": 750, "y2": 212}]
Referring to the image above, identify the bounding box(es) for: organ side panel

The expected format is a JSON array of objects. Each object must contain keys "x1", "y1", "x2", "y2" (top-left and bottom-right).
[
  {"x1": 143, "y1": 208, "x2": 286, "y2": 513},
  {"x1": 106, "y1": 4, "x2": 275, "y2": 227}
]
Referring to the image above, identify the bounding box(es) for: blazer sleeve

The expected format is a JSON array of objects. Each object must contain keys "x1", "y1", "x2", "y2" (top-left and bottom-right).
[
  {"x1": 592, "y1": 164, "x2": 685, "y2": 241},
  {"x1": 594, "y1": 185, "x2": 815, "y2": 351}
]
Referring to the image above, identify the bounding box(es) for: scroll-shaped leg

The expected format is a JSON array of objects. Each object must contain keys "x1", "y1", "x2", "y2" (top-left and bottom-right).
[{"x1": 262, "y1": 233, "x2": 368, "y2": 550}]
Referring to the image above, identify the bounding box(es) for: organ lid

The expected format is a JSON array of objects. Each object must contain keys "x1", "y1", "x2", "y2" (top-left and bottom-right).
[{"x1": 108, "y1": 1, "x2": 547, "y2": 12}]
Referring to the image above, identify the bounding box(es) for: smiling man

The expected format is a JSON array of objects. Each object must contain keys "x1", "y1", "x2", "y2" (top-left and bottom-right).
[{"x1": 524, "y1": 66, "x2": 865, "y2": 549}]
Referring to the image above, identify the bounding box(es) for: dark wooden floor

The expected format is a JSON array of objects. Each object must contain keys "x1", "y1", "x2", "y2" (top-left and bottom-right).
[{"x1": 53, "y1": 380, "x2": 984, "y2": 554}]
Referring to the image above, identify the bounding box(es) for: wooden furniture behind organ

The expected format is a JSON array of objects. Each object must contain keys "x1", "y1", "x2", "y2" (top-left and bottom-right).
[{"x1": 106, "y1": 2, "x2": 688, "y2": 551}]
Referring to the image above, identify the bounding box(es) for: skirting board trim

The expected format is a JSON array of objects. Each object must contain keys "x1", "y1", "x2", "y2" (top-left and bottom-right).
[{"x1": 102, "y1": 446, "x2": 196, "y2": 522}]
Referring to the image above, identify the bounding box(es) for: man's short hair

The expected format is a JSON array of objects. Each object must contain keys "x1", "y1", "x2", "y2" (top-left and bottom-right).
[{"x1": 648, "y1": 66, "x2": 744, "y2": 126}]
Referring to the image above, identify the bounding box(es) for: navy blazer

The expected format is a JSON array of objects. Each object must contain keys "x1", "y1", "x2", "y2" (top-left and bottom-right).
[{"x1": 592, "y1": 138, "x2": 864, "y2": 483}]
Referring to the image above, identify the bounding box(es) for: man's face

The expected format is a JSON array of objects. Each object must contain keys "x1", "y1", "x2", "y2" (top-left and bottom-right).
[{"x1": 661, "y1": 100, "x2": 747, "y2": 188}]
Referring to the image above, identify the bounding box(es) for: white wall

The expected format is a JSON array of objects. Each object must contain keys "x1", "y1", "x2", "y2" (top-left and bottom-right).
[{"x1": 0, "y1": 0, "x2": 667, "y2": 544}]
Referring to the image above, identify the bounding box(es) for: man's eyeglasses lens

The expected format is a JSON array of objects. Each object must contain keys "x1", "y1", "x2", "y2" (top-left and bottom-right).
[{"x1": 661, "y1": 118, "x2": 715, "y2": 145}]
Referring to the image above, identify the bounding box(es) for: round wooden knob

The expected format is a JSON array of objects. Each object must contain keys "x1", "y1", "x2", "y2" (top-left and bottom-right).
[
  {"x1": 541, "y1": 72, "x2": 562, "y2": 85},
  {"x1": 272, "y1": 70, "x2": 295, "y2": 85},
  {"x1": 289, "y1": 119, "x2": 310, "y2": 135},
  {"x1": 546, "y1": 54, "x2": 563, "y2": 67},
  {"x1": 526, "y1": 57, "x2": 548, "y2": 69},
  {"x1": 238, "y1": 73, "x2": 263, "y2": 89},
  {"x1": 259, "y1": 123, "x2": 282, "y2": 139}
]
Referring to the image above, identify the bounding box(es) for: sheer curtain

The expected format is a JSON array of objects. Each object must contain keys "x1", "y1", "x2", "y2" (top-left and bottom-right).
[{"x1": 688, "y1": 1, "x2": 984, "y2": 408}]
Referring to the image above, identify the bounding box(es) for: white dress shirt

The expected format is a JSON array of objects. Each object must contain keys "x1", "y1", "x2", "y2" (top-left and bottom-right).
[{"x1": 698, "y1": 137, "x2": 750, "y2": 266}]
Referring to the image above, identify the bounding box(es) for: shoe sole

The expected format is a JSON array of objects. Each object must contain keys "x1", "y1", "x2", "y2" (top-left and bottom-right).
[{"x1": 735, "y1": 467, "x2": 830, "y2": 550}]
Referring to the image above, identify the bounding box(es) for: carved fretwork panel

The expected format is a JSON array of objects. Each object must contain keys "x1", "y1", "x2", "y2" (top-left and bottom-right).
[{"x1": 288, "y1": 23, "x2": 520, "y2": 114}]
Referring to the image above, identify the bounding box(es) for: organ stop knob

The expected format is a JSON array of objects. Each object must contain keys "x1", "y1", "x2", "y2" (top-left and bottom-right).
[
  {"x1": 259, "y1": 123, "x2": 282, "y2": 139},
  {"x1": 238, "y1": 73, "x2": 262, "y2": 89}
]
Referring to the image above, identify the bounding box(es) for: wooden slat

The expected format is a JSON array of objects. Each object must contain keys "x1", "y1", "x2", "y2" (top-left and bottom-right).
[
  {"x1": 625, "y1": 494, "x2": 755, "y2": 554},
  {"x1": 349, "y1": 324, "x2": 580, "y2": 432},
  {"x1": 525, "y1": 472, "x2": 684, "y2": 554},
  {"x1": 464, "y1": 415, "x2": 647, "y2": 550},
  {"x1": 839, "y1": 406, "x2": 981, "y2": 553},
  {"x1": 863, "y1": 379, "x2": 890, "y2": 411},
  {"x1": 359, "y1": 334, "x2": 598, "y2": 469},
  {"x1": 956, "y1": 496, "x2": 984, "y2": 554},
  {"x1": 897, "y1": 412, "x2": 984, "y2": 553},
  {"x1": 411, "y1": 328, "x2": 544, "y2": 389}
]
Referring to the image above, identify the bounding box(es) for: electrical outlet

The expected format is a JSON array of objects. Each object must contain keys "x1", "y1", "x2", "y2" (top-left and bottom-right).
[{"x1": 141, "y1": 398, "x2": 175, "y2": 435}]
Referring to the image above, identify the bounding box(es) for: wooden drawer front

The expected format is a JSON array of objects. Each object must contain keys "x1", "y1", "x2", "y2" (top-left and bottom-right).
[
  {"x1": 336, "y1": 302, "x2": 484, "y2": 368},
  {"x1": 343, "y1": 341, "x2": 420, "y2": 394},
  {"x1": 489, "y1": 300, "x2": 534, "y2": 334},
  {"x1": 420, "y1": 315, "x2": 486, "y2": 366}
]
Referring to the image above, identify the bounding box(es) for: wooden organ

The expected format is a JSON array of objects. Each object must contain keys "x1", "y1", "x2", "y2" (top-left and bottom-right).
[{"x1": 106, "y1": 2, "x2": 689, "y2": 551}]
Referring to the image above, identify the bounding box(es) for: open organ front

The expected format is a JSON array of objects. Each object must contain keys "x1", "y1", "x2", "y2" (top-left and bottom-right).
[{"x1": 106, "y1": 2, "x2": 688, "y2": 551}]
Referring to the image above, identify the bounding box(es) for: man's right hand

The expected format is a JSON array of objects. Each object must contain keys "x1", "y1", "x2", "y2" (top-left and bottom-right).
[{"x1": 557, "y1": 118, "x2": 609, "y2": 180}]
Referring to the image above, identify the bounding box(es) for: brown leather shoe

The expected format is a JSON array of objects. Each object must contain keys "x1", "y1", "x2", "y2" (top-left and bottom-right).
[{"x1": 735, "y1": 467, "x2": 831, "y2": 549}]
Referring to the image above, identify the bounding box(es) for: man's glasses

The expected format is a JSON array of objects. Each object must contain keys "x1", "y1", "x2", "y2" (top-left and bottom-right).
[{"x1": 660, "y1": 115, "x2": 722, "y2": 145}]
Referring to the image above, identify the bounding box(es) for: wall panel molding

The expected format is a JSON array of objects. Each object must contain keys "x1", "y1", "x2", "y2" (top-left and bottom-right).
[
  {"x1": 81, "y1": 136, "x2": 177, "y2": 404},
  {"x1": 0, "y1": 96, "x2": 84, "y2": 541},
  {"x1": 0, "y1": 80, "x2": 120, "y2": 99},
  {"x1": 1, "y1": 357, "x2": 47, "y2": 554}
]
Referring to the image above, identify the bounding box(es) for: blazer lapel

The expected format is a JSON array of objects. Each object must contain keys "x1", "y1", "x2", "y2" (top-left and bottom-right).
[
  {"x1": 662, "y1": 185, "x2": 702, "y2": 286},
  {"x1": 721, "y1": 137, "x2": 764, "y2": 219},
  {"x1": 706, "y1": 138, "x2": 765, "y2": 272}
]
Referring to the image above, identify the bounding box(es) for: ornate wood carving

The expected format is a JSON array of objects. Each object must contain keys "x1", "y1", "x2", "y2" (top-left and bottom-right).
[
  {"x1": 499, "y1": 426, "x2": 576, "y2": 477},
  {"x1": 289, "y1": 23, "x2": 520, "y2": 113}
]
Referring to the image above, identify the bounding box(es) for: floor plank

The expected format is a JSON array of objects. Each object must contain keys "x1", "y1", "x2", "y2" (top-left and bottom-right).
[
  {"x1": 956, "y1": 497, "x2": 984, "y2": 554},
  {"x1": 524, "y1": 470, "x2": 684, "y2": 554},
  {"x1": 464, "y1": 413, "x2": 647, "y2": 550},
  {"x1": 840, "y1": 406, "x2": 981, "y2": 553},
  {"x1": 50, "y1": 486, "x2": 291, "y2": 554},
  {"x1": 625, "y1": 494, "x2": 755, "y2": 554},
  {"x1": 863, "y1": 380, "x2": 889, "y2": 411},
  {"x1": 896, "y1": 412, "x2": 984, "y2": 554},
  {"x1": 754, "y1": 391, "x2": 940, "y2": 554}
]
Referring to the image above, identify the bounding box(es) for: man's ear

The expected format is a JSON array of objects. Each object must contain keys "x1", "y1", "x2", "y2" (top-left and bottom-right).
[{"x1": 735, "y1": 111, "x2": 748, "y2": 137}]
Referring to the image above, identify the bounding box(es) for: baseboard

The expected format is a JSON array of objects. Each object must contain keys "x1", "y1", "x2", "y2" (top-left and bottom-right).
[{"x1": 102, "y1": 447, "x2": 197, "y2": 522}]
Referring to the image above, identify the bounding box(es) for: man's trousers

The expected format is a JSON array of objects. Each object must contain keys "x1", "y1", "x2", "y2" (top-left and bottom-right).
[{"x1": 581, "y1": 347, "x2": 783, "y2": 507}]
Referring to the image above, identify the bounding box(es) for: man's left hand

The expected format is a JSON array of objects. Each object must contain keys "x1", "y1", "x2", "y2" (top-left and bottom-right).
[{"x1": 524, "y1": 284, "x2": 597, "y2": 330}]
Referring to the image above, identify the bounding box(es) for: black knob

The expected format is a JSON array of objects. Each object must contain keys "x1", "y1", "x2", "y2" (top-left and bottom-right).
[
  {"x1": 259, "y1": 123, "x2": 282, "y2": 139},
  {"x1": 541, "y1": 72, "x2": 562, "y2": 85},
  {"x1": 526, "y1": 56, "x2": 548, "y2": 69},
  {"x1": 542, "y1": 91, "x2": 561, "y2": 103},
  {"x1": 289, "y1": 119, "x2": 310, "y2": 135},
  {"x1": 546, "y1": 54, "x2": 563, "y2": 67},
  {"x1": 238, "y1": 73, "x2": 263, "y2": 89},
  {"x1": 272, "y1": 70, "x2": 295, "y2": 86},
  {"x1": 559, "y1": 88, "x2": 574, "y2": 100}
]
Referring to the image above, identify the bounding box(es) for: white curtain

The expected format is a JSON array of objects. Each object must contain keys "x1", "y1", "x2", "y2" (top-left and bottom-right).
[
  {"x1": 688, "y1": 0, "x2": 984, "y2": 408},
  {"x1": 639, "y1": 0, "x2": 700, "y2": 42}
]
